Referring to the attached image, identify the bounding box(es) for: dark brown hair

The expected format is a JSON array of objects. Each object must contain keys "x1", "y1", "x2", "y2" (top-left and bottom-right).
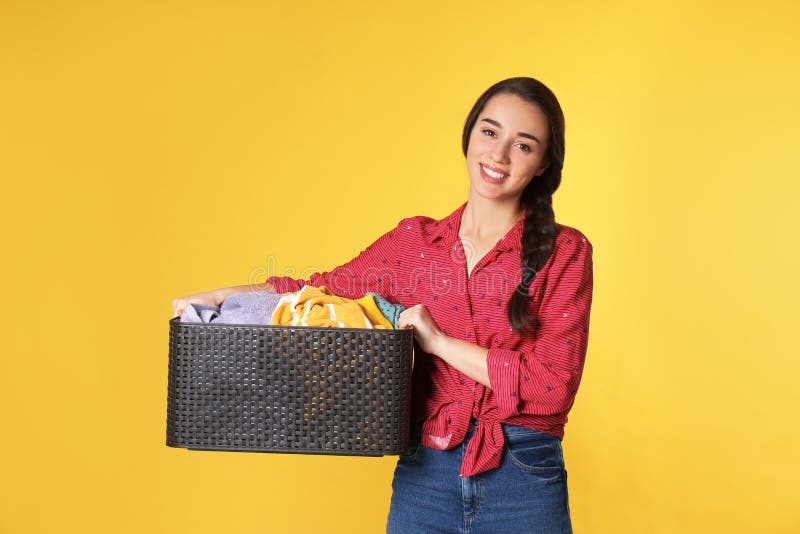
[{"x1": 461, "y1": 77, "x2": 565, "y2": 335}]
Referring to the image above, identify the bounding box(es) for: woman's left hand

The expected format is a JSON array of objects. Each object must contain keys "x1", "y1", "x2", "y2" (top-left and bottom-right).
[{"x1": 398, "y1": 304, "x2": 446, "y2": 354}]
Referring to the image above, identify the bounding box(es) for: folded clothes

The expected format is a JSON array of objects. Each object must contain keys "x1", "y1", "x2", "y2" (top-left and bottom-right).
[
  {"x1": 180, "y1": 303, "x2": 221, "y2": 324},
  {"x1": 270, "y1": 285, "x2": 395, "y2": 329},
  {"x1": 179, "y1": 291, "x2": 282, "y2": 325}
]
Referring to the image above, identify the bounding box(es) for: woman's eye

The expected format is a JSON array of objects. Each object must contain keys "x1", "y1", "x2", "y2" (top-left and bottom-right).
[
  {"x1": 517, "y1": 143, "x2": 532, "y2": 152},
  {"x1": 481, "y1": 129, "x2": 496, "y2": 137}
]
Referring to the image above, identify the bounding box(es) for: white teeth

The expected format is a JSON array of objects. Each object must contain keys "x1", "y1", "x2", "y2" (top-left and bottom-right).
[{"x1": 482, "y1": 165, "x2": 506, "y2": 179}]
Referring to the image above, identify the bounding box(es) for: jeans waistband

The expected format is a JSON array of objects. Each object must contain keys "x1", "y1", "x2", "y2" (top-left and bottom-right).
[{"x1": 465, "y1": 418, "x2": 551, "y2": 437}]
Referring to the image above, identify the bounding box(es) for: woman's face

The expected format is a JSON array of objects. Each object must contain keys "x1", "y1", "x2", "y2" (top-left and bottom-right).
[{"x1": 466, "y1": 92, "x2": 550, "y2": 204}]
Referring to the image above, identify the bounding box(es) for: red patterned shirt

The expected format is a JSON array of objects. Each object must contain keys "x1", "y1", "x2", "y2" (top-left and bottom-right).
[{"x1": 267, "y1": 202, "x2": 594, "y2": 477}]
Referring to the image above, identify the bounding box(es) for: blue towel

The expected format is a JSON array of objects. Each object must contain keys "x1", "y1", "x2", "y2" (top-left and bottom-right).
[
  {"x1": 367, "y1": 292, "x2": 405, "y2": 329},
  {"x1": 180, "y1": 291, "x2": 282, "y2": 325}
]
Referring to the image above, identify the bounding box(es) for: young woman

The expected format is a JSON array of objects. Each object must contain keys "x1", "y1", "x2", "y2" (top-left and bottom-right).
[{"x1": 172, "y1": 77, "x2": 594, "y2": 533}]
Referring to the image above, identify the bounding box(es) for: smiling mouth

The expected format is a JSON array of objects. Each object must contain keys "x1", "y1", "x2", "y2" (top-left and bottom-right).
[{"x1": 480, "y1": 163, "x2": 508, "y2": 183}]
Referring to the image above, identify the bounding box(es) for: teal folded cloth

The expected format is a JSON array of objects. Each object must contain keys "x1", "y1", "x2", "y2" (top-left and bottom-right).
[{"x1": 367, "y1": 292, "x2": 405, "y2": 329}]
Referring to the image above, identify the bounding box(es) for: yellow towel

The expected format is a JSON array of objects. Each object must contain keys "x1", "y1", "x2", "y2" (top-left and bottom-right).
[
  {"x1": 270, "y1": 285, "x2": 392, "y2": 329},
  {"x1": 355, "y1": 294, "x2": 394, "y2": 329}
]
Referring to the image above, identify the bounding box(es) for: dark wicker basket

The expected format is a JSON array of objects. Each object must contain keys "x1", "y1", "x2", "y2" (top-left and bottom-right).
[{"x1": 166, "y1": 317, "x2": 414, "y2": 456}]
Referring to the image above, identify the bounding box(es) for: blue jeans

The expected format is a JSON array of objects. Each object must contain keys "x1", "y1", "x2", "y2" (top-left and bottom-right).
[{"x1": 386, "y1": 419, "x2": 573, "y2": 534}]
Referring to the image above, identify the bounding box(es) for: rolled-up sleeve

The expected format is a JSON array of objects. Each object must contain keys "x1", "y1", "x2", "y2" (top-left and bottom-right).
[
  {"x1": 266, "y1": 220, "x2": 404, "y2": 300},
  {"x1": 487, "y1": 235, "x2": 594, "y2": 419}
]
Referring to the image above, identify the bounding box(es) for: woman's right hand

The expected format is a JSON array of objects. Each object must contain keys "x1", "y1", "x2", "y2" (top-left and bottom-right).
[{"x1": 171, "y1": 289, "x2": 222, "y2": 319}]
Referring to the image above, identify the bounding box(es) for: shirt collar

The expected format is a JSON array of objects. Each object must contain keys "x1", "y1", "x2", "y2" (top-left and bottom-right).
[
  {"x1": 428, "y1": 201, "x2": 524, "y2": 253},
  {"x1": 428, "y1": 202, "x2": 467, "y2": 246}
]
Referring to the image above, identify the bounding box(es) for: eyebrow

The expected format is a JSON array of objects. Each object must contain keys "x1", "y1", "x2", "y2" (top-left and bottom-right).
[{"x1": 480, "y1": 118, "x2": 541, "y2": 145}]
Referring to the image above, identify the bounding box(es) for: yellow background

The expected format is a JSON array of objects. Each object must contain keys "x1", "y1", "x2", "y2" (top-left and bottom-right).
[{"x1": 2, "y1": 0, "x2": 798, "y2": 532}]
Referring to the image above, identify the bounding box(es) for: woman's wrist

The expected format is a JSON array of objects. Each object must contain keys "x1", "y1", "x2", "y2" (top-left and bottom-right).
[
  {"x1": 212, "y1": 282, "x2": 274, "y2": 305},
  {"x1": 430, "y1": 330, "x2": 453, "y2": 357},
  {"x1": 211, "y1": 286, "x2": 239, "y2": 305}
]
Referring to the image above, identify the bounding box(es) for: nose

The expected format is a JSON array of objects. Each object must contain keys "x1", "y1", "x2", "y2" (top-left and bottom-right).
[{"x1": 489, "y1": 140, "x2": 511, "y2": 164}]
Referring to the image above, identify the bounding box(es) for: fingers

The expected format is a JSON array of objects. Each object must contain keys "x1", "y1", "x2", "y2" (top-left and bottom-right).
[
  {"x1": 172, "y1": 298, "x2": 185, "y2": 319},
  {"x1": 398, "y1": 312, "x2": 413, "y2": 330}
]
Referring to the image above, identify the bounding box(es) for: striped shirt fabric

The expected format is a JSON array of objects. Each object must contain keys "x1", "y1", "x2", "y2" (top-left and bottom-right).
[{"x1": 267, "y1": 201, "x2": 594, "y2": 477}]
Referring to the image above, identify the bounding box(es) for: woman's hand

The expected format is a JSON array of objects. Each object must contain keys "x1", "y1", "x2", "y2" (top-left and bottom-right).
[
  {"x1": 171, "y1": 289, "x2": 223, "y2": 319},
  {"x1": 398, "y1": 304, "x2": 446, "y2": 354}
]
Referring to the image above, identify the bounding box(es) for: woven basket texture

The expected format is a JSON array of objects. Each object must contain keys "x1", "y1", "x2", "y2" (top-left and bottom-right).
[{"x1": 166, "y1": 317, "x2": 413, "y2": 456}]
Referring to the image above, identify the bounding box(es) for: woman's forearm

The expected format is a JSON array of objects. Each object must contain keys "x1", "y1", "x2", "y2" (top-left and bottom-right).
[
  {"x1": 431, "y1": 334, "x2": 492, "y2": 389},
  {"x1": 213, "y1": 282, "x2": 275, "y2": 304}
]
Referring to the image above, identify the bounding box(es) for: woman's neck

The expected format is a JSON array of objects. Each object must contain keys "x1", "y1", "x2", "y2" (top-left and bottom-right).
[{"x1": 460, "y1": 195, "x2": 523, "y2": 240}]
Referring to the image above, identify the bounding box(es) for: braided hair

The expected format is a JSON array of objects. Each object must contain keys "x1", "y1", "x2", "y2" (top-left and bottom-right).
[{"x1": 461, "y1": 77, "x2": 566, "y2": 335}]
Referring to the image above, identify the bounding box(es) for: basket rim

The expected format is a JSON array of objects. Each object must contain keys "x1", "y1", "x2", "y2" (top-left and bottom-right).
[{"x1": 169, "y1": 315, "x2": 414, "y2": 335}]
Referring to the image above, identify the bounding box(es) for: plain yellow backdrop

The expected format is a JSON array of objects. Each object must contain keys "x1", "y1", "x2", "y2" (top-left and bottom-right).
[{"x1": 2, "y1": 0, "x2": 798, "y2": 532}]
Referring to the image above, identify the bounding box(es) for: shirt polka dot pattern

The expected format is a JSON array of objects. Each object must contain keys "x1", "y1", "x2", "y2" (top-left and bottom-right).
[{"x1": 267, "y1": 202, "x2": 594, "y2": 477}]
